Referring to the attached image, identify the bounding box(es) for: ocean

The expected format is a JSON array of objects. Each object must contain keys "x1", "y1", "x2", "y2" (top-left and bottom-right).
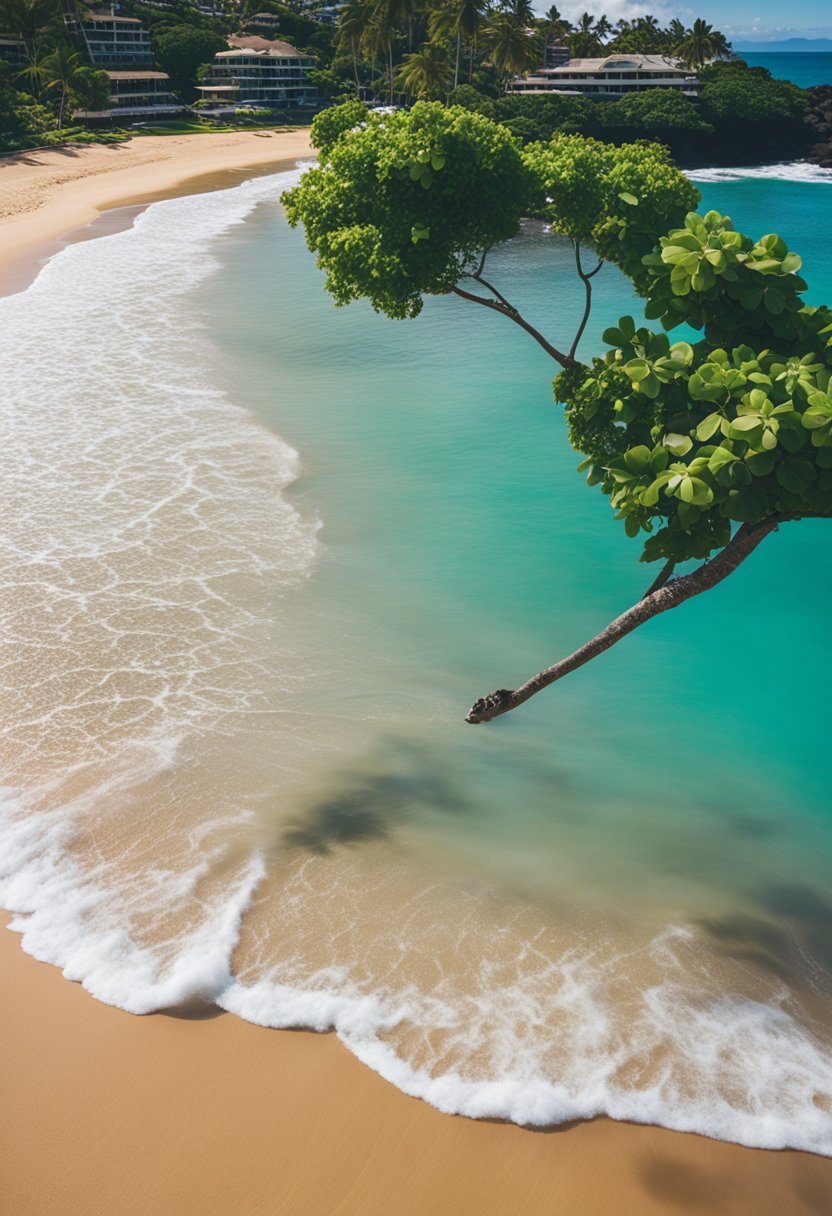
[
  {"x1": 741, "y1": 52, "x2": 832, "y2": 88},
  {"x1": 1, "y1": 160, "x2": 831, "y2": 1153}
]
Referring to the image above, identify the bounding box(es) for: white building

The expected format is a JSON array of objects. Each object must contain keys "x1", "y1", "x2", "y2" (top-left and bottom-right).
[
  {"x1": 197, "y1": 36, "x2": 317, "y2": 112},
  {"x1": 509, "y1": 54, "x2": 699, "y2": 98}
]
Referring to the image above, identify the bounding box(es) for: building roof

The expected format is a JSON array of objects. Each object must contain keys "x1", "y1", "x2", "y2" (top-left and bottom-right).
[
  {"x1": 544, "y1": 54, "x2": 687, "y2": 73},
  {"x1": 106, "y1": 70, "x2": 170, "y2": 80},
  {"x1": 82, "y1": 11, "x2": 142, "y2": 22},
  {"x1": 223, "y1": 35, "x2": 306, "y2": 57}
]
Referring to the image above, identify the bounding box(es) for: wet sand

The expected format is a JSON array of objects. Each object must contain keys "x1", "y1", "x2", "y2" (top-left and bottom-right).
[
  {"x1": 2, "y1": 915, "x2": 831, "y2": 1216},
  {"x1": 0, "y1": 128, "x2": 313, "y2": 292}
]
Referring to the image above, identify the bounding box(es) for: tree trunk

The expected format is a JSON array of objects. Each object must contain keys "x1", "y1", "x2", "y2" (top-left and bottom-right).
[
  {"x1": 387, "y1": 41, "x2": 394, "y2": 103},
  {"x1": 465, "y1": 517, "x2": 781, "y2": 724},
  {"x1": 454, "y1": 29, "x2": 461, "y2": 90}
]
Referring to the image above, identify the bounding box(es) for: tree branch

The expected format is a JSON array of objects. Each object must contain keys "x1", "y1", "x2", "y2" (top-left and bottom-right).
[
  {"x1": 451, "y1": 285, "x2": 578, "y2": 370},
  {"x1": 642, "y1": 558, "x2": 675, "y2": 598},
  {"x1": 569, "y1": 241, "x2": 604, "y2": 361},
  {"x1": 464, "y1": 517, "x2": 782, "y2": 724}
]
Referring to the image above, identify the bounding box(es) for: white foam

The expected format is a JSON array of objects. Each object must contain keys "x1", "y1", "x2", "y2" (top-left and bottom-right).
[
  {"x1": 217, "y1": 923, "x2": 832, "y2": 1154},
  {"x1": 2, "y1": 168, "x2": 832, "y2": 1157},
  {"x1": 687, "y1": 161, "x2": 832, "y2": 183}
]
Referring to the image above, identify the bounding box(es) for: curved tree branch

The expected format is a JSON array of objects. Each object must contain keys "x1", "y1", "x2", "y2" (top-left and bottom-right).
[
  {"x1": 569, "y1": 241, "x2": 604, "y2": 360},
  {"x1": 451, "y1": 285, "x2": 579, "y2": 370},
  {"x1": 465, "y1": 517, "x2": 782, "y2": 724},
  {"x1": 642, "y1": 558, "x2": 676, "y2": 598}
]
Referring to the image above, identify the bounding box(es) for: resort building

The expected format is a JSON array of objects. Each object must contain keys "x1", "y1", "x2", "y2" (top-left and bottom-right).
[
  {"x1": 508, "y1": 54, "x2": 699, "y2": 98},
  {"x1": 65, "y1": 9, "x2": 154, "y2": 68},
  {"x1": 196, "y1": 36, "x2": 317, "y2": 113},
  {"x1": 64, "y1": 7, "x2": 183, "y2": 122}
]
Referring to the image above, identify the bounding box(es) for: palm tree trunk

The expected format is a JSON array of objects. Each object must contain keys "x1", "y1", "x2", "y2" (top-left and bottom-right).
[
  {"x1": 454, "y1": 29, "x2": 460, "y2": 90},
  {"x1": 468, "y1": 37, "x2": 475, "y2": 82},
  {"x1": 387, "y1": 41, "x2": 394, "y2": 103}
]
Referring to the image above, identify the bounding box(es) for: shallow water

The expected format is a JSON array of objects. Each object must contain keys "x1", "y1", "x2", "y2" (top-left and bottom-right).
[{"x1": 1, "y1": 162, "x2": 831, "y2": 1152}]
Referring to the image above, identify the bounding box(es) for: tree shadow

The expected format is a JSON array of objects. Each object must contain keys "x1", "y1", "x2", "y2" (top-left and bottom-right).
[
  {"x1": 696, "y1": 882, "x2": 832, "y2": 996},
  {"x1": 637, "y1": 1154, "x2": 740, "y2": 1212},
  {"x1": 278, "y1": 736, "x2": 472, "y2": 857}
]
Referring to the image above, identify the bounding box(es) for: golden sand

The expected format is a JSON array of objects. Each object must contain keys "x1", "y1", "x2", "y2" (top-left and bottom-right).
[
  {"x1": 0, "y1": 128, "x2": 313, "y2": 290},
  {"x1": 2, "y1": 916, "x2": 831, "y2": 1216}
]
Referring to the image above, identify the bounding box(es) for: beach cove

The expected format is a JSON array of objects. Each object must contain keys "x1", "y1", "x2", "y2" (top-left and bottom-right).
[{"x1": 1, "y1": 140, "x2": 832, "y2": 1214}]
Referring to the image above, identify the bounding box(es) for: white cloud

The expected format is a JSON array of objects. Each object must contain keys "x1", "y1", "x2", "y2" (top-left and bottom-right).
[{"x1": 531, "y1": 0, "x2": 689, "y2": 23}]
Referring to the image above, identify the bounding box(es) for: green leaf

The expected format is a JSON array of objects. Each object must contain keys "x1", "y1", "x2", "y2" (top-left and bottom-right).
[
  {"x1": 619, "y1": 192, "x2": 638, "y2": 206},
  {"x1": 696, "y1": 413, "x2": 723, "y2": 441},
  {"x1": 663, "y1": 433, "x2": 693, "y2": 456},
  {"x1": 624, "y1": 445, "x2": 652, "y2": 474}
]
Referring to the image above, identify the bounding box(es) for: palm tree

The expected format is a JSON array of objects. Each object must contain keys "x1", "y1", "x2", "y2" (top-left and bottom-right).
[
  {"x1": 594, "y1": 14, "x2": 612, "y2": 45},
  {"x1": 0, "y1": 0, "x2": 57, "y2": 72},
  {"x1": 429, "y1": 0, "x2": 487, "y2": 89},
  {"x1": 338, "y1": 0, "x2": 373, "y2": 93},
  {"x1": 457, "y1": 0, "x2": 488, "y2": 83},
  {"x1": 41, "y1": 43, "x2": 84, "y2": 130},
  {"x1": 569, "y1": 12, "x2": 601, "y2": 57},
  {"x1": 395, "y1": 40, "x2": 453, "y2": 98},
  {"x1": 674, "y1": 18, "x2": 719, "y2": 69},
  {"x1": 666, "y1": 17, "x2": 686, "y2": 50},
  {"x1": 370, "y1": 0, "x2": 411, "y2": 101},
  {"x1": 484, "y1": 9, "x2": 539, "y2": 83},
  {"x1": 540, "y1": 4, "x2": 570, "y2": 64},
  {"x1": 502, "y1": 0, "x2": 534, "y2": 23}
]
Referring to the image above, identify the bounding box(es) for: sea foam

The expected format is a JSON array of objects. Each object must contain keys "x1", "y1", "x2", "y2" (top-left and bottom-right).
[
  {"x1": 687, "y1": 161, "x2": 832, "y2": 184},
  {"x1": 1, "y1": 168, "x2": 832, "y2": 1158}
]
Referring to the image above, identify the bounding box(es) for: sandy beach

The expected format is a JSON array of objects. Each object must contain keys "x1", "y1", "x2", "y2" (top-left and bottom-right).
[
  {"x1": 2, "y1": 131, "x2": 832, "y2": 1216},
  {"x1": 0, "y1": 127, "x2": 313, "y2": 290},
  {"x1": 1, "y1": 914, "x2": 831, "y2": 1216}
]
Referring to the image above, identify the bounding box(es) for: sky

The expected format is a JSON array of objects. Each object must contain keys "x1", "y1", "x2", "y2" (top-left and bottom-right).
[{"x1": 537, "y1": 0, "x2": 832, "y2": 42}]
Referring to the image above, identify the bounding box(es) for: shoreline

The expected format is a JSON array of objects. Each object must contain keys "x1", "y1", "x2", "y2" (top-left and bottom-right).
[
  {"x1": 3, "y1": 913, "x2": 832, "y2": 1216},
  {"x1": 0, "y1": 127, "x2": 314, "y2": 294},
  {"x1": 2, "y1": 139, "x2": 832, "y2": 1214}
]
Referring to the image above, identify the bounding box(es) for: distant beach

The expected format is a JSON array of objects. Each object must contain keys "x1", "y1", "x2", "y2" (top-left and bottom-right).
[{"x1": 0, "y1": 127, "x2": 313, "y2": 292}]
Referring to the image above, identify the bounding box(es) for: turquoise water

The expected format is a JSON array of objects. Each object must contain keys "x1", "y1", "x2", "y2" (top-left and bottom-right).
[
  {"x1": 1, "y1": 162, "x2": 831, "y2": 1151},
  {"x1": 741, "y1": 52, "x2": 832, "y2": 87}
]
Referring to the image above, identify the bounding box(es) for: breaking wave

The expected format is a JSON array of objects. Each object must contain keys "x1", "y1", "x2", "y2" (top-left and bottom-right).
[{"x1": 1, "y1": 167, "x2": 832, "y2": 1158}]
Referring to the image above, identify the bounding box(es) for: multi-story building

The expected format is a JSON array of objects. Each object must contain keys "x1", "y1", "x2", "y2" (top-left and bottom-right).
[
  {"x1": 245, "y1": 12, "x2": 281, "y2": 36},
  {"x1": 65, "y1": 8, "x2": 153, "y2": 67},
  {"x1": 65, "y1": 6, "x2": 183, "y2": 121},
  {"x1": 196, "y1": 36, "x2": 317, "y2": 113},
  {"x1": 508, "y1": 54, "x2": 699, "y2": 98}
]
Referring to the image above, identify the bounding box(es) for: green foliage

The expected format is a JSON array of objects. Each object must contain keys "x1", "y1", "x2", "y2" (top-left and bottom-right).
[
  {"x1": 598, "y1": 89, "x2": 714, "y2": 137},
  {"x1": 560, "y1": 215, "x2": 832, "y2": 563},
  {"x1": 524, "y1": 135, "x2": 699, "y2": 279},
  {"x1": 152, "y1": 25, "x2": 228, "y2": 100},
  {"x1": 700, "y1": 60, "x2": 806, "y2": 123},
  {"x1": 71, "y1": 67, "x2": 111, "y2": 114},
  {"x1": 286, "y1": 106, "x2": 831, "y2": 571},
  {"x1": 284, "y1": 101, "x2": 534, "y2": 318},
  {"x1": 640, "y1": 210, "x2": 811, "y2": 346},
  {"x1": 0, "y1": 61, "x2": 56, "y2": 151}
]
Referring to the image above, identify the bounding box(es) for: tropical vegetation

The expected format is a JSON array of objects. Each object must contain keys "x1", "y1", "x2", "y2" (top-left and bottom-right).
[{"x1": 284, "y1": 102, "x2": 832, "y2": 720}]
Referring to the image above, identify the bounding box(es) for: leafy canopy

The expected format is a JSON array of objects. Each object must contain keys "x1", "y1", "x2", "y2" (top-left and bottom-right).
[
  {"x1": 285, "y1": 102, "x2": 832, "y2": 579},
  {"x1": 564, "y1": 211, "x2": 832, "y2": 564},
  {"x1": 283, "y1": 102, "x2": 535, "y2": 318},
  {"x1": 284, "y1": 102, "x2": 697, "y2": 317}
]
